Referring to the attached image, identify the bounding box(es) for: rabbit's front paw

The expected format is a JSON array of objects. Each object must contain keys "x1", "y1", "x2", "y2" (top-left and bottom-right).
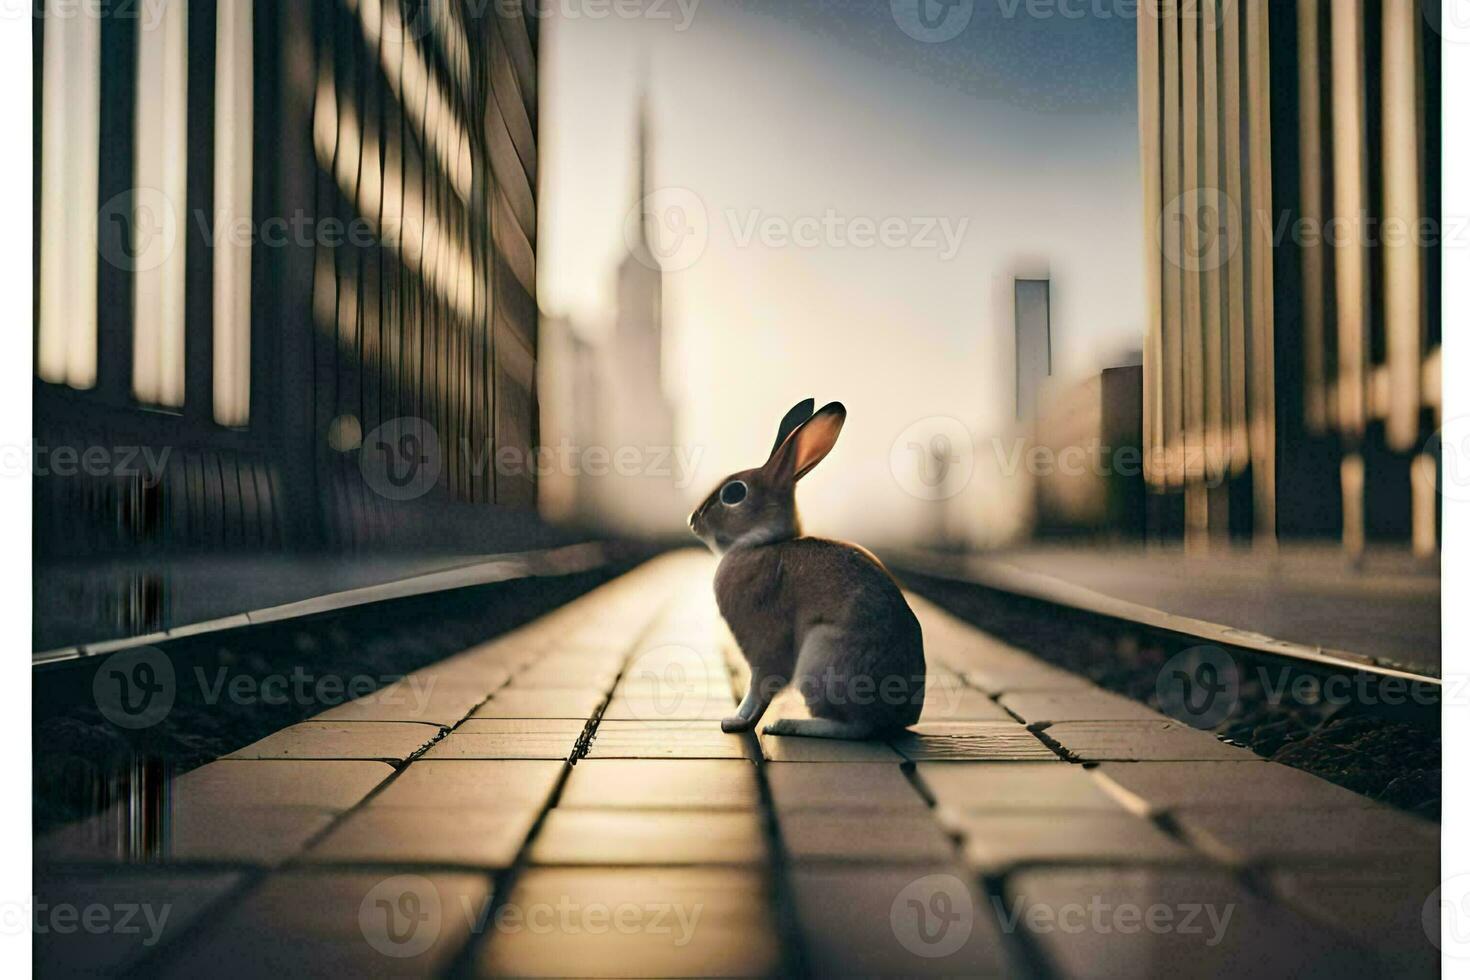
[{"x1": 720, "y1": 715, "x2": 754, "y2": 734}]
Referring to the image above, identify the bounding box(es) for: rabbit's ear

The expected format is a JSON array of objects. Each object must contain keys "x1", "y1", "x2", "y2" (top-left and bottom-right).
[
  {"x1": 770, "y1": 398, "x2": 816, "y2": 457},
  {"x1": 767, "y1": 402, "x2": 846, "y2": 485}
]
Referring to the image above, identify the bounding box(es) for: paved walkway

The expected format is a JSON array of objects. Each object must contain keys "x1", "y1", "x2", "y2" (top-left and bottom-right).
[
  {"x1": 36, "y1": 552, "x2": 1439, "y2": 978},
  {"x1": 891, "y1": 544, "x2": 1440, "y2": 674}
]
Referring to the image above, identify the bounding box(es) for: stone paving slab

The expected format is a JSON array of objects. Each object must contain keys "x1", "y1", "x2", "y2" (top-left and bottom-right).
[
  {"x1": 469, "y1": 689, "x2": 607, "y2": 719},
  {"x1": 37, "y1": 804, "x2": 338, "y2": 866},
  {"x1": 780, "y1": 811, "x2": 957, "y2": 864},
  {"x1": 421, "y1": 732, "x2": 581, "y2": 761},
  {"x1": 34, "y1": 870, "x2": 243, "y2": 976},
  {"x1": 224, "y1": 722, "x2": 442, "y2": 762},
  {"x1": 915, "y1": 685, "x2": 1015, "y2": 721},
  {"x1": 530, "y1": 809, "x2": 768, "y2": 866},
  {"x1": 631, "y1": 660, "x2": 730, "y2": 683},
  {"x1": 608, "y1": 682, "x2": 736, "y2": 708},
  {"x1": 1091, "y1": 761, "x2": 1389, "y2": 813},
  {"x1": 600, "y1": 696, "x2": 737, "y2": 722},
  {"x1": 962, "y1": 666, "x2": 1095, "y2": 695},
  {"x1": 1268, "y1": 863, "x2": 1440, "y2": 976},
  {"x1": 558, "y1": 760, "x2": 763, "y2": 810},
  {"x1": 915, "y1": 762, "x2": 1126, "y2": 814},
  {"x1": 453, "y1": 718, "x2": 590, "y2": 735},
  {"x1": 156, "y1": 869, "x2": 493, "y2": 978},
  {"x1": 766, "y1": 762, "x2": 929, "y2": 813},
  {"x1": 38, "y1": 552, "x2": 1437, "y2": 978},
  {"x1": 476, "y1": 867, "x2": 782, "y2": 978},
  {"x1": 1004, "y1": 867, "x2": 1384, "y2": 979},
  {"x1": 315, "y1": 681, "x2": 490, "y2": 727},
  {"x1": 414, "y1": 658, "x2": 520, "y2": 690},
  {"x1": 367, "y1": 760, "x2": 565, "y2": 810},
  {"x1": 169, "y1": 759, "x2": 396, "y2": 809},
  {"x1": 790, "y1": 866, "x2": 1018, "y2": 977},
  {"x1": 511, "y1": 667, "x2": 621, "y2": 692},
  {"x1": 1040, "y1": 721, "x2": 1261, "y2": 762},
  {"x1": 1000, "y1": 690, "x2": 1169, "y2": 724},
  {"x1": 890, "y1": 722, "x2": 1063, "y2": 762},
  {"x1": 1173, "y1": 806, "x2": 1440, "y2": 865},
  {"x1": 759, "y1": 733, "x2": 905, "y2": 763},
  {"x1": 305, "y1": 808, "x2": 541, "y2": 869},
  {"x1": 585, "y1": 721, "x2": 756, "y2": 760},
  {"x1": 951, "y1": 812, "x2": 1197, "y2": 875}
]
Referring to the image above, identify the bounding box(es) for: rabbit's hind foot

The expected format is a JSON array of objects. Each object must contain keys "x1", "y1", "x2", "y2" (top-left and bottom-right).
[{"x1": 761, "y1": 717, "x2": 876, "y2": 740}]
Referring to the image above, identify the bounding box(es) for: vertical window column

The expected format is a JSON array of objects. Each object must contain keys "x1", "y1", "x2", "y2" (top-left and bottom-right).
[
  {"x1": 37, "y1": 0, "x2": 102, "y2": 389},
  {"x1": 213, "y1": 0, "x2": 253, "y2": 427},
  {"x1": 132, "y1": 0, "x2": 189, "y2": 408}
]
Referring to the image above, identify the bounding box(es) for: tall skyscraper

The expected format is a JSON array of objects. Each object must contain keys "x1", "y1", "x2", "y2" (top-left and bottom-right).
[
  {"x1": 600, "y1": 90, "x2": 680, "y2": 535},
  {"x1": 1014, "y1": 277, "x2": 1052, "y2": 422},
  {"x1": 539, "y1": 90, "x2": 681, "y2": 537}
]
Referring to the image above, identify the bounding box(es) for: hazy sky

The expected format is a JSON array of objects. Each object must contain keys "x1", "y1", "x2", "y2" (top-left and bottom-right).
[{"x1": 539, "y1": 0, "x2": 1144, "y2": 543}]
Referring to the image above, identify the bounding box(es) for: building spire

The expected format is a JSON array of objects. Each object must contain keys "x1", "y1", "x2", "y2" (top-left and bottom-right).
[{"x1": 633, "y1": 58, "x2": 652, "y2": 252}]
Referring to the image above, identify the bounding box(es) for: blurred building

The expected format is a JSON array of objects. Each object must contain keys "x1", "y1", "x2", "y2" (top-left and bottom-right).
[
  {"x1": 1135, "y1": 0, "x2": 1440, "y2": 554},
  {"x1": 538, "y1": 94, "x2": 682, "y2": 538},
  {"x1": 34, "y1": 0, "x2": 547, "y2": 566},
  {"x1": 1014, "y1": 278, "x2": 1053, "y2": 421},
  {"x1": 1031, "y1": 364, "x2": 1146, "y2": 538}
]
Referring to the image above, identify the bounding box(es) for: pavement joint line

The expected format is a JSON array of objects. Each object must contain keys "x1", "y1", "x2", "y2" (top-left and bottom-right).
[
  {"x1": 730, "y1": 637, "x2": 810, "y2": 979},
  {"x1": 45, "y1": 554, "x2": 1435, "y2": 975},
  {"x1": 899, "y1": 759, "x2": 938, "y2": 807},
  {"x1": 451, "y1": 582, "x2": 686, "y2": 973},
  {"x1": 569, "y1": 590, "x2": 683, "y2": 765},
  {"x1": 977, "y1": 870, "x2": 1054, "y2": 980},
  {"x1": 118, "y1": 596, "x2": 609, "y2": 973},
  {"x1": 898, "y1": 747, "x2": 1055, "y2": 976}
]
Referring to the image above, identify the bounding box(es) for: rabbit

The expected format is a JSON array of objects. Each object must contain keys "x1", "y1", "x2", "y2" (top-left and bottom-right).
[{"x1": 689, "y1": 398, "x2": 926, "y2": 739}]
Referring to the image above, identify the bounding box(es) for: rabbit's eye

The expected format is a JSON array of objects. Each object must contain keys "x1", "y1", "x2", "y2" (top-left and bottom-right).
[{"x1": 720, "y1": 480, "x2": 748, "y2": 506}]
